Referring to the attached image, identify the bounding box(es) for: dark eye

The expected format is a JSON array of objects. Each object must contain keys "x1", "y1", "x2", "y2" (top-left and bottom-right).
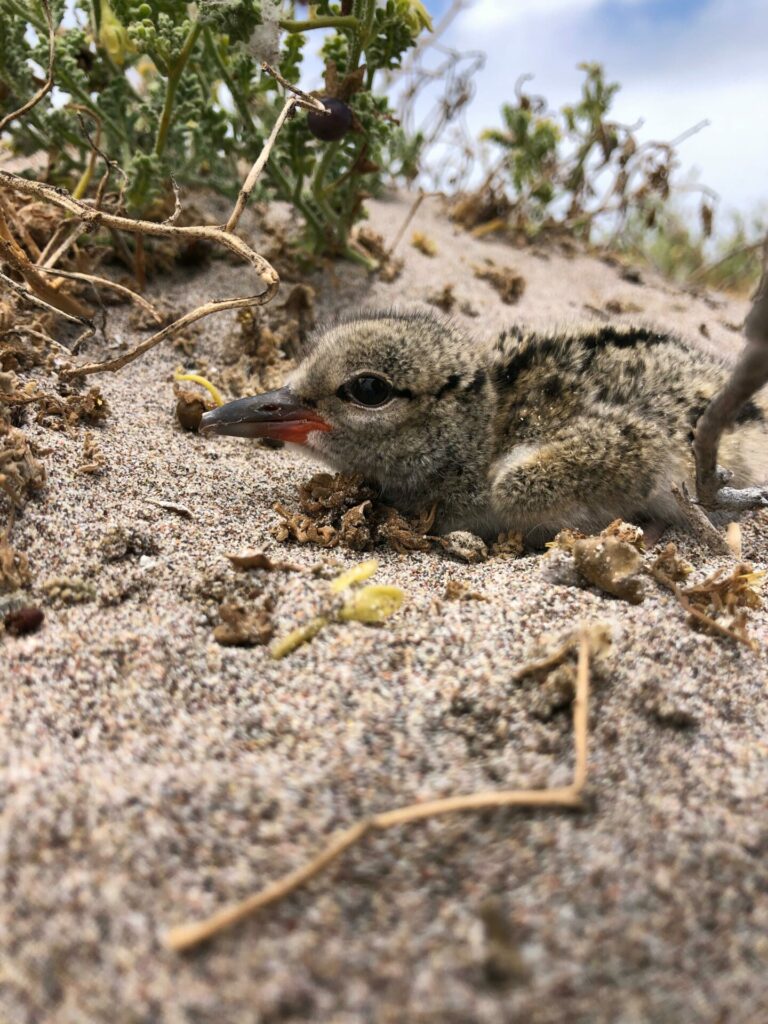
[{"x1": 341, "y1": 374, "x2": 394, "y2": 407}]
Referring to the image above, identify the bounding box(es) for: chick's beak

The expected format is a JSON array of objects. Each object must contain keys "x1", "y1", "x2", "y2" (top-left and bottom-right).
[{"x1": 199, "y1": 386, "x2": 331, "y2": 443}]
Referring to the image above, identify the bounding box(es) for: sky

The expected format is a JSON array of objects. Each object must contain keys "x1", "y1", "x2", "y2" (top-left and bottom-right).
[{"x1": 407, "y1": 0, "x2": 767, "y2": 223}]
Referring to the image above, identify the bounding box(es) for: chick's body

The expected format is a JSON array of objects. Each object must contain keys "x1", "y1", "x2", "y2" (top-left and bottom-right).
[{"x1": 201, "y1": 310, "x2": 768, "y2": 543}]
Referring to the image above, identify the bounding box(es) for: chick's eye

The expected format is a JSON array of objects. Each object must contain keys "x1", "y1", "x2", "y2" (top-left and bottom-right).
[{"x1": 342, "y1": 374, "x2": 393, "y2": 407}]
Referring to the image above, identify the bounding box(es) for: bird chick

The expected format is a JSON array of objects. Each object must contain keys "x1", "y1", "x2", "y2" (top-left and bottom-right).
[{"x1": 200, "y1": 310, "x2": 768, "y2": 544}]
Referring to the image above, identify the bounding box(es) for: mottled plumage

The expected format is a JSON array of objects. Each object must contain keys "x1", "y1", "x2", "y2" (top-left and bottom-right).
[{"x1": 200, "y1": 310, "x2": 768, "y2": 543}]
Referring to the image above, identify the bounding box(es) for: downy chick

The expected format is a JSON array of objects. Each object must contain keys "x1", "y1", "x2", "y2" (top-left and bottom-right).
[{"x1": 200, "y1": 310, "x2": 768, "y2": 543}]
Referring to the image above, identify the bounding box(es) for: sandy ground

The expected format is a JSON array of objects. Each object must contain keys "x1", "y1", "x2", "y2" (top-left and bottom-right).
[{"x1": 3, "y1": 194, "x2": 768, "y2": 1024}]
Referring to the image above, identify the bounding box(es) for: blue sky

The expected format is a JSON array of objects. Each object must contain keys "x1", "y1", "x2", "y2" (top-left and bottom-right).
[{"x1": 417, "y1": 0, "x2": 767, "y2": 221}]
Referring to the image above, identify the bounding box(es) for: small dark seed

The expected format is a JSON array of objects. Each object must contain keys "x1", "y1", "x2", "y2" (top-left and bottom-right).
[
  {"x1": 176, "y1": 392, "x2": 208, "y2": 432},
  {"x1": 307, "y1": 98, "x2": 353, "y2": 142},
  {"x1": 5, "y1": 606, "x2": 44, "y2": 636}
]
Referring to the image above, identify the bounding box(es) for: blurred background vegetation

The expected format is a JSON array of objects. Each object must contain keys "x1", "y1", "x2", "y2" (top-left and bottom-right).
[{"x1": 0, "y1": 0, "x2": 763, "y2": 290}]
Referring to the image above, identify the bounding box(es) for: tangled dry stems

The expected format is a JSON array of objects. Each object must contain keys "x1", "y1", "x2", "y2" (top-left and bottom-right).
[{"x1": 0, "y1": 62, "x2": 330, "y2": 379}]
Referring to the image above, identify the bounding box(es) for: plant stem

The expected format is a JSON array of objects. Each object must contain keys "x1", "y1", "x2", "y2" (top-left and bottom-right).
[
  {"x1": 279, "y1": 16, "x2": 359, "y2": 32},
  {"x1": 343, "y1": 244, "x2": 378, "y2": 270},
  {"x1": 347, "y1": 0, "x2": 375, "y2": 74},
  {"x1": 7, "y1": 0, "x2": 45, "y2": 31},
  {"x1": 201, "y1": 28, "x2": 325, "y2": 243},
  {"x1": 72, "y1": 145, "x2": 99, "y2": 200},
  {"x1": 311, "y1": 141, "x2": 344, "y2": 243},
  {"x1": 154, "y1": 21, "x2": 202, "y2": 157}
]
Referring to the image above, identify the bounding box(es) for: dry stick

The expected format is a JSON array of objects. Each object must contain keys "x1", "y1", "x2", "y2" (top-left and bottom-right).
[
  {"x1": 0, "y1": 325, "x2": 71, "y2": 355},
  {"x1": 647, "y1": 564, "x2": 756, "y2": 651},
  {"x1": 35, "y1": 267, "x2": 165, "y2": 324},
  {"x1": 0, "y1": 269, "x2": 90, "y2": 327},
  {"x1": 226, "y1": 97, "x2": 301, "y2": 233},
  {"x1": 163, "y1": 629, "x2": 592, "y2": 952},
  {"x1": 261, "y1": 60, "x2": 327, "y2": 111},
  {"x1": 670, "y1": 484, "x2": 732, "y2": 557},
  {"x1": 725, "y1": 522, "x2": 742, "y2": 559},
  {"x1": 0, "y1": 190, "x2": 41, "y2": 261},
  {"x1": 0, "y1": 171, "x2": 280, "y2": 377},
  {"x1": 683, "y1": 600, "x2": 756, "y2": 651},
  {"x1": 689, "y1": 239, "x2": 764, "y2": 285},
  {"x1": 35, "y1": 121, "x2": 124, "y2": 271},
  {"x1": 694, "y1": 237, "x2": 768, "y2": 511},
  {"x1": 0, "y1": 231, "x2": 93, "y2": 321},
  {"x1": 0, "y1": 0, "x2": 55, "y2": 134},
  {"x1": 386, "y1": 191, "x2": 427, "y2": 257},
  {"x1": 225, "y1": 64, "x2": 326, "y2": 235},
  {"x1": 36, "y1": 222, "x2": 89, "y2": 270}
]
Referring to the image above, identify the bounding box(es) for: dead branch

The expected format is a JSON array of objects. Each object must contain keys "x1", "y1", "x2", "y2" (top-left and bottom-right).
[
  {"x1": 36, "y1": 222, "x2": 89, "y2": 270},
  {"x1": 386, "y1": 190, "x2": 426, "y2": 256},
  {"x1": 0, "y1": 56, "x2": 335, "y2": 376},
  {"x1": 0, "y1": 171, "x2": 280, "y2": 376},
  {"x1": 226, "y1": 96, "x2": 302, "y2": 233},
  {"x1": 0, "y1": 325, "x2": 71, "y2": 355},
  {"x1": 163, "y1": 628, "x2": 593, "y2": 952},
  {"x1": 0, "y1": 269, "x2": 91, "y2": 328},
  {"x1": 670, "y1": 484, "x2": 732, "y2": 556},
  {"x1": 35, "y1": 267, "x2": 165, "y2": 325},
  {"x1": 0, "y1": 0, "x2": 55, "y2": 135},
  {"x1": 0, "y1": 190, "x2": 41, "y2": 261},
  {"x1": 225, "y1": 66, "x2": 326, "y2": 234},
  {"x1": 694, "y1": 238, "x2": 768, "y2": 511},
  {"x1": 0, "y1": 233, "x2": 93, "y2": 321}
]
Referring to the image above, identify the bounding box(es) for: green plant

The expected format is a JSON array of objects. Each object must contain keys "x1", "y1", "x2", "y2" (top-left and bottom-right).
[
  {"x1": 470, "y1": 63, "x2": 712, "y2": 244},
  {"x1": 616, "y1": 203, "x2": 766, "y2": 295},
  {"x1": 0, "y1": 0, "x2": 432, "y2": 266}
]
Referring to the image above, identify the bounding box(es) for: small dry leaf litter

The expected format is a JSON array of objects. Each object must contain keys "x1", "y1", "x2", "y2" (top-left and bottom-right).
[
  {"x1": 213, "y1": 601, "x2": 275, "y2": 647},
  {"x1": 75, "y1": 432, "x2": 107, "y2": 475},
  {"x1": 273, "y1": 472, "x2": 436, "y2": 555},
  {"x1": 0, "y1": 420, "x2": 46, "y2": 510},
  {"x1": 411, "y1": 231, "x2": 438, "y2": 257},
  {"x1": 274, "y1": 473, "x2": 524, "y2": 562},
  {"x1": 547, "y1": 521, "x2": 764, "y2": 650},
  {"x1": 354, "y1": 227, "x2": 403, "y2": 282},
  {"x1": 649, "y1": 545, "x2": 764, "y2": 650},
  {"x1": 473, "y1": 260, "x2": 526, "y2": 304}
]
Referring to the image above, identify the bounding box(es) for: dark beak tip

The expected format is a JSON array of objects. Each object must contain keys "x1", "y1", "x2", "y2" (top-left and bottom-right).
[
  {"x1": 198, "y1": 410, "x2": 219, "y2": 435},
  {"x1": 195, "y1": 388, "x2": 330, "y2": 443}
]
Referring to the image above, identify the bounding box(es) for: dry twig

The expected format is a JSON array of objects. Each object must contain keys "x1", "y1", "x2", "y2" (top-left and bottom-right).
[
  {"x1": 163, "y1": 628, "x2": 594, "y2": 952},
  {"x1": 35, "y1": 267, "x2": 165, "y2": 325},
  {"x1": 670, "y1": 484, "x2": 732, "y2": 556},
  {"x1": 0, "y1": 57, "x2": 326, "y2": 377},
  {"x1": 0, "y1": 170, "x2": 280, "y2": 377}
]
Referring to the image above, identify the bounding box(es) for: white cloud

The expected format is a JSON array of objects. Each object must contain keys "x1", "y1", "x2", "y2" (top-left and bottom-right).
[
  {"x1": 436, "y1": 0, "x2": 768, "y2": 216},
  {"x1": 458, "y1": 0, "x2": 605, "y2": 30}
]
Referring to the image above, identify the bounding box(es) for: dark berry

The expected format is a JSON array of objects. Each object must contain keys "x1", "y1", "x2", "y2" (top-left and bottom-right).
[
  {"x1": 4, "y1": 606, "x2": 44, "y2": 636},
  {"x1": 307, "y1": 98, "x2": 353, "y2": 142}
]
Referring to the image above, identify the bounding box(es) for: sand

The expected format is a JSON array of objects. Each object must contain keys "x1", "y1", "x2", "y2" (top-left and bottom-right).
[{"x1": 3, "y1": 194, "x2": 768, "y2": 1023}]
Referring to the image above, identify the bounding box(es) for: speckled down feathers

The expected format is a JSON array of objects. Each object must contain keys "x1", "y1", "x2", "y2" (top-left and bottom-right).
[{"x1": 288, "y1": 312, "x2": 768, "y2": 541}]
